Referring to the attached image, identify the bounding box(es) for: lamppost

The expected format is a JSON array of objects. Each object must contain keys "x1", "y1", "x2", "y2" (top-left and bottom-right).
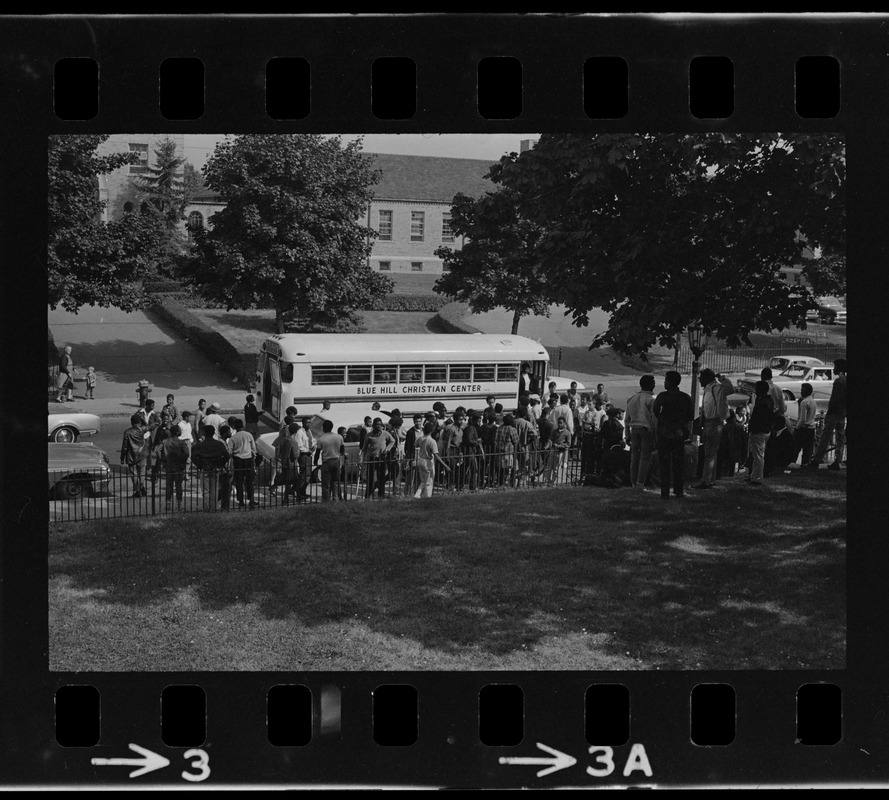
[{"x1": 687, "y1": 323, "x2": 709, "y2": 444}]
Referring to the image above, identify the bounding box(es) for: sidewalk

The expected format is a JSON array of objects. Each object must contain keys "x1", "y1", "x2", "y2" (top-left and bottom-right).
[
  {"x1": 49, "y1": 304, "x2": 251, "y2": 417},
  {"x1": 48, "y1": 393, "x2": 251, "y2": 419}
]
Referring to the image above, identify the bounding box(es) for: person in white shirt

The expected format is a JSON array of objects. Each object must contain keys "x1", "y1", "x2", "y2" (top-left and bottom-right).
[
  {"x1": 625, "y1": 374, "x2": 657, "y2": 491},
  {"x1": 414, "y1": 422, "x2": 450, "y2": 498},
  {"x1": 294, "y1": 417, "x2": 316, "y2": 501},
  {"x1": 202, "y1": 402, "x2": 226, "y2": 437},
  {"x1": 694, "y1": 368, "x2": 729, "y2": 489},
  {"x1": 227, "y1": 418, "x2": 257, "y2": 508},
  {"x1": 794, "y1": 382, "x2": 818, "y2": 466},
  {"x1": 550, "y1": 394, "x2": 575, "y2": 438}
]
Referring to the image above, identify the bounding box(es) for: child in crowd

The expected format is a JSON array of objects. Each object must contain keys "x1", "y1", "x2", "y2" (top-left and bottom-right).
[
  {"x1": 85, "y1": 366, "x2": 97, "y2": 399},
  {"x1": 244, "y1": 394, "x2": 260, "y2": 440}
]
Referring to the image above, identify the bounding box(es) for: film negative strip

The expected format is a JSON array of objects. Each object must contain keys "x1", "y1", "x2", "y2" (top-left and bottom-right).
[{"x1": 0, "y1": 12, "x2": 885, "y2": 789}]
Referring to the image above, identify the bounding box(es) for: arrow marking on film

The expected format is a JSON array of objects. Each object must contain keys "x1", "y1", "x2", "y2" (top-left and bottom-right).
[
  {"x1": 91, "y1": 743, "x2": 170, "y2": 778},
  {"x1": 499, "y1": 742, "x2": 577, "y2": 778}
]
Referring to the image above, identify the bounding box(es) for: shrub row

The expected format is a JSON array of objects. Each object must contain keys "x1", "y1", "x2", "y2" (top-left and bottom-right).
[
  {"x1": 367, "y1": 294, "x2": 448, "y2": 312},
  {"x1": 433, "y1": 301, "x2": 481, "y2": 334},
  {"x1": 150, "y1": 296, "x2": 256, "y2": 386}
]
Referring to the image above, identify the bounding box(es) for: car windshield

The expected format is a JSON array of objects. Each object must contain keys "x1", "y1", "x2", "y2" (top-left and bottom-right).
[
  {"x1": 769, "y1": 358, "x2": 789, "y2": 370},
  {"x1": 781, "y1": 365, "x2": 808, "y2": 378}
]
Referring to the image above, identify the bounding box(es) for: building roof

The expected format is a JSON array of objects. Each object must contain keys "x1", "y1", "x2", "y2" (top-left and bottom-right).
[
  {"x1": 184, "y1": 152, "x2": 498, "y2": 205},
  {"x1": 368, "y1": 152, "x2": 495, "y2": 203}
]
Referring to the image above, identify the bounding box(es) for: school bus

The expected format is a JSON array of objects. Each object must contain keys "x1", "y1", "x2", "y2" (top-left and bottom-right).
[{"x1": 256, "y1": 333, "x2": 551, "y2": 428}]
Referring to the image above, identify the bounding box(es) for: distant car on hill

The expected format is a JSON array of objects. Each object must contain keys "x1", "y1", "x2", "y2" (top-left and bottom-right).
[{"x1": 806, "y1": 296, "x2": 847, "y2": 325}]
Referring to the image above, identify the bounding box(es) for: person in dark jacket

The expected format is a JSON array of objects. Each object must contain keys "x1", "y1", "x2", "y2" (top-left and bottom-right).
[
  {"x1": 746, "y1": 381, "x2": 774, "y2": 485},
  {"x1": 652, "y1": 370, "x2": 694, "y2": 499},
  {"x1": 157, "y1": 424, "x2": 190, "y2": 512},
  {"x1": 806, "y1": 358, "x2": 847, "y2": 471},
  {"x1": 191, "y1": 425, "x2": 231, "y2": 511},
  {"x1": 120, "y1": 413, "x2": 149, "y2": 498}
]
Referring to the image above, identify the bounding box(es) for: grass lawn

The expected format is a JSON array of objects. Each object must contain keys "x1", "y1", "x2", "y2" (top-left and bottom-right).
[
  {"x1": 190, "y1": 308, "x2": 440, "y2": 357},
  {"x1": 49, "y1": 470, "x2": 845, "y2": 671}
]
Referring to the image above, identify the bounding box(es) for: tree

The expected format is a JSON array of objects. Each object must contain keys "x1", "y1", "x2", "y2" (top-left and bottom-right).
[
  {"x1": 187, "y1": 134, "x2": 392, "y2": 333},
  {"x1": 138, "y1": 136, "x2": 186, "y2": 227},
  {"x1": 48, "y1": 135, "x2": 165, "y2": 312},
  {"x1": 494, "y1": 133, "x2": 845, "y2": 356},
  {"x1": 434, "y1": 188, "x2": 549, "y2": 335},
  {"x1": 136, "y1": 137, "x2": 189, "y2": 274},
  {"x1": 182, "y1": 161, "x2": 204, "y2": 207}
]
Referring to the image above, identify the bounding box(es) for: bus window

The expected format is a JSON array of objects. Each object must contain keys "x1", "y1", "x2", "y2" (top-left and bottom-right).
[
  {"x1": 311, "y1": 366, "x2": 345, "y2": 385},
  {"x1": 450, "y1": 364, "x2": 472, "y2": 382},
  {"x1": 473, "y1": 364, "x2": 495, "y2": 382},
  {"x1": 281, "y1": 362, "x2": 294, "y2": 383},
  {"x1": 374, "y1": 365, "x2": 398, "y2": 383},
  {"x1": 497, "y1": 364, "x2": 519, "y2": 382},
  {"x1": 424, "y1": 364, "x2": 447, "y2": 382},
  {"x1": 399, "y1": 365, "x2": 422, "y2": 383},
  {"x1": 346, "y1": 365, "x2": 371, "y2": 384}
]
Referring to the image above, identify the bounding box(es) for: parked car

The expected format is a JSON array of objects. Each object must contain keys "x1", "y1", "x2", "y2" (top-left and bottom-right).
[
  {"x1": 48, "y1": 403, "x2": 101, "y2": 443},
  {"x1": 737, "y1": 363, "x2": 834, "y2": 402},
  {"x1": 806, "y1": 296, "x2": 847, "y2": 325},
  {"x1": 48, "y1": 442, "x2": 111, "y2": 500},
  {"x1": 740, "y1": 355, "x2": 824, "y2": 380}
]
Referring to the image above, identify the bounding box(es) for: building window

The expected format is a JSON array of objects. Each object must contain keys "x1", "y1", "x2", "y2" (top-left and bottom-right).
[
  {"x1": 441, "y1": 212, "x2": 454, "y2": 242},
  {"x1": 411, "y1": 211, "x2": 425, "y2": 241},
  {"x1": 187, "y1": 211, "x2": 204, "y2": 241},
  {"x1": 411, "y1": 262, "x2": 423, "y2": 272},
  {"x1": 379, "y1": 261, "x2": 391, "y2": 271},
  {"x1": 129, "y1": 143, "x2": 149, "y2": 175},
  {"x1": 378, "y1": 210, "x2": 393, "y2": 241}
]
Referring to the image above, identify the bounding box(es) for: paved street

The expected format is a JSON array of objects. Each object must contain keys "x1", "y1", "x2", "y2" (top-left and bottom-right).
[{"x1": 48, "y1": 305, "x2": 250, "y2": 417}]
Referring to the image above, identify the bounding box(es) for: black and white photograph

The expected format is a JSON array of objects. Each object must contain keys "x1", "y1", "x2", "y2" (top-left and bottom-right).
[
  {"x1": 47, "y1": 131, "x2": 846, "y2": 672},
  {"x1": 3, "y1": 11, "x2": 883, "y2": 790}
]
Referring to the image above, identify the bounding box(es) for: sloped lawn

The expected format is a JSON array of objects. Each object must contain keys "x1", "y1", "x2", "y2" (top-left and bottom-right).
[{"x1": 49, "y1": 471, "x2": 845, "y2": 671}]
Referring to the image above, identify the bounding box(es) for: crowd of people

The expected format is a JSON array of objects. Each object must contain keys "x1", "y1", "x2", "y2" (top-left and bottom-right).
[
  {"x1": 116, "y1": 358, "x2": 847, "y2": 514},
  {"x1": 120, "y1": 393, "x2": 262, "y2": 513}
]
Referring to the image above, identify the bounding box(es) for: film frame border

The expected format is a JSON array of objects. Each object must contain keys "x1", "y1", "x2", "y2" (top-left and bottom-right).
[{"x1": 0, "y1": 12, "x2": 884, "y2": 789}]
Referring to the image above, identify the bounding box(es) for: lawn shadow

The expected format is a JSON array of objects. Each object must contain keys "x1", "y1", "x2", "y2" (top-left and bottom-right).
[{"x1": 50, "y1": 472, "x2": 846, "y2": 670}]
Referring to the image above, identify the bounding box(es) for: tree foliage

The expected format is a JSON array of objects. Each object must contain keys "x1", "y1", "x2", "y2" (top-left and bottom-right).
[
  {"x1": 434, "y1": 189, "x2": 549, "y2": 335},
  {"x1": 48, "y1": 135, "x2": 165, "y2": 312},
  {"x1": 182, "y1": 161, "x2": 204, "y2": 207},
  {"x1": 493, "y1": 133, "x2": 845, "y2": 356},
  {"x1": 187, "y1": 134, "x2": 392, "y2": 333}
]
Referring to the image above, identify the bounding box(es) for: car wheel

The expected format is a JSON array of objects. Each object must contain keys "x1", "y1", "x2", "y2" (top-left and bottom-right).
[
  {"x1": 52, "y1": 426, "x2": 79, "y2": 443},
  {"x1": 783, "y1": 390, "x2": 796, "y2": 402},
  {"x1": 55, "y1": 479, "x2": 92, "y2": 501}
]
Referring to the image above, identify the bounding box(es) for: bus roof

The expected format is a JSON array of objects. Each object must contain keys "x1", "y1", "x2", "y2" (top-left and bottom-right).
[{"x1": 261, "y1": 334, "x2": 549, "y2": 363}]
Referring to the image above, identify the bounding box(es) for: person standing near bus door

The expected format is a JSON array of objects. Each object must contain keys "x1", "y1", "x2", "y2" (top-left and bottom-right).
[
  {"x1": 316, "y1": 419, "x2": 344, "y2": 502},
  {"x1": 360, "y1": 417, "x2": 395, "y2": 499},
  {"x1": 414, "y1": 422, "x2": 450, "y2": 498},
  {"x1": 295, "y1": 416, "x2": 316, "y2": 502}
]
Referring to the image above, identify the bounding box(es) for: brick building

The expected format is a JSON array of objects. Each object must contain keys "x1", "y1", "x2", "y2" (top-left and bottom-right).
[
  {"x1": 95, "y1": 134, "x2": 186, "y2": 223},
  {"x1": 359, "y1": 152, "x2": 494, "y2": 274},
  {"x1": 96, "y1": 141, "x2": 497, "y2": 272}
]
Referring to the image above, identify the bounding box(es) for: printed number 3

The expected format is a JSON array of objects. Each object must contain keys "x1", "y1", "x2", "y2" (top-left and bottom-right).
[{"x1": 182, "y1": 748, "x2": 210, "y2": 782}]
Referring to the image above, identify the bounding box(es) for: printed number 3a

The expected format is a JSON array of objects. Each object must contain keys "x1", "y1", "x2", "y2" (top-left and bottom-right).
[{"x1": 182, "y1": 749, "x2": 210, "y2": 782}]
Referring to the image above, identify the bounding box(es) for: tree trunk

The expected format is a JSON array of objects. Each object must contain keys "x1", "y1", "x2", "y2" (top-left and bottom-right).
[
  {"x1": 275, "y1": 305, "x2": 285, "y2": 334},
  {"x1": 511, "y1": 309, "x2": 521, "y2": 335}
]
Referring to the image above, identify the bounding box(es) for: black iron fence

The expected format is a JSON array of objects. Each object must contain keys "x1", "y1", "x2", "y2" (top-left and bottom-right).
[
  {"x1": 49, "y1": 419, "x2": 841, "y2": 523},
  {"x1": 675, "y1": 343, "x2": 846, "y2": 375},
  {"x1": 49, "y1": 440, "x2": 608, "y2": 523}
]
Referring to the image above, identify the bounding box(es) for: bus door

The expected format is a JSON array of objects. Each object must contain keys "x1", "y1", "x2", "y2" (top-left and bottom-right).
[
  {"x1": 531, "y1": 359, "x2": 548, "y2": 396},
  {"x1": 265, "y1": 357, "x2": 282, "y2": 421}
]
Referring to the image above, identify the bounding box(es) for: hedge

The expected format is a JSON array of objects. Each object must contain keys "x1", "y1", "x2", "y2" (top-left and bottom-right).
[
  {"x1": 367, "y1": 294, "x2": 448, "y2": 312},
  {"x1": 150, "y1": 296, "x2": 257, "y2": 386},
  {"x1": 432, "y1": 301, "x2": 481, "y2": 334}
]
